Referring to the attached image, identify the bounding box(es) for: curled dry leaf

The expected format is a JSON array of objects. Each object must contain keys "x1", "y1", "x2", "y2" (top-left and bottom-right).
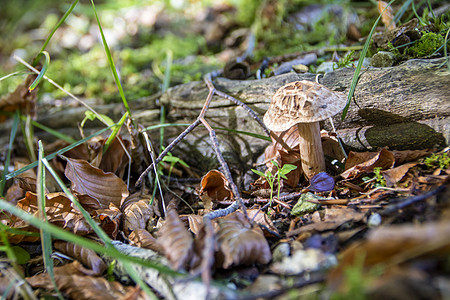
[
  {"x1": 199, "y1": 170, "x2": 233, "y2": 209},
  {"x1": 129, "y1": 229, "x2": 163, "y2": 253},
  {"x1": 345, "y1": 149, "x2": 431, "y2": 170},
  {"x1": 341, "y1": 149, "x2": 395, "y2": 179},
  {"x1": 64, "y1": 157, "x2": 129, "y2": 209},
  {"x1": 92, "y1": 203, "x2": 122, "y2": 239},
  {"x1": 246, "y1": 209, "x2": 279, "y2": 236},
  {"x1": 54, "y1": 241, "x2": 107, "y2": 275},
  {"x1": 8, "y1": 192, "x2": 73, "y2": 241},
  {"x1": 123, "y1": 199, "x2": 154, "y2": 235},
  {"x1": 382, "y1": 162, "x2": 417, "y2": 187},
  {"x1": 63, "y1": 210, "x2": 93, "y2": 236},
  {"x1": 157, "y1": 208, "x2": 193, "y2": 270},
  {"x1": 378, "y1": 0, "x2": 396, "y2": 31},
  {"x1": 216, "y1": 212, "x2": 271, "y2": 269},
  {"x1": 180, "y1": 214, "x2": 205, "y2": 236},
  {"x1": 98, "y1": 136, "x2": 130, "y2": 176},
  {"x1": 0, "y1": 72, "x2": 38, "y2": 123}
]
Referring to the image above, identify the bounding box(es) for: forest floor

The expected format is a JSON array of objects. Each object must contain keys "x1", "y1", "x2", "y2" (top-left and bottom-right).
[{"x1": 0, "y1": 1, "x2": 449, "y2": 299}]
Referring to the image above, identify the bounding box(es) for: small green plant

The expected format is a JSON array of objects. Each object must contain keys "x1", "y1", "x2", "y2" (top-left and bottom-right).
[
  {"x1": 424, "y1": 152, "x2": 450, "y2": 169},
  {"x1": 252, "y1": 160, "x2": 297, "y2": 207},
  {"x1": 362, "y1": 167, "x2": 386, "y2": 188},
  {"x1": 334, "y1": 50, "x2": 356, "y2": 70}
]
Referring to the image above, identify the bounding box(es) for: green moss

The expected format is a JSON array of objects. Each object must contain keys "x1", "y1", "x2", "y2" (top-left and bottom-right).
[{"x1": 406, "y1": 31, "x2": 445, "y2": 58}]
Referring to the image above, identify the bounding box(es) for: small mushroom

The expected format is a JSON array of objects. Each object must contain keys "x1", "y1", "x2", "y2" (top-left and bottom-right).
[{"x1": 263, "y1": 80, "x2": 346, "y2": 179}]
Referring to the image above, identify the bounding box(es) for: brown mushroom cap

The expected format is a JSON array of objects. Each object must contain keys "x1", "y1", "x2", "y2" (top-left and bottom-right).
[{"x1": 263, "y1": 80, "x2": 347, "y2": 132}]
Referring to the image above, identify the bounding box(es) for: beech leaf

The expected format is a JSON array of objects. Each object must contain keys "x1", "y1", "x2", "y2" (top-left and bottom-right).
[
  {"x1": 63, "y1": 157, "x2": 129, "y2": 208},
  {"x1": 199, "y1": 170, "x2": 233, "y2": 209},
  {"x1": 157, "y1": 208, "x2": 193, "y2": 270},
  {"x1": 54, "y1": 241, "x2": 107, "y2": 275},
  {"x1": 216, "y1": 212, "x2": 271, "y2": 269}
]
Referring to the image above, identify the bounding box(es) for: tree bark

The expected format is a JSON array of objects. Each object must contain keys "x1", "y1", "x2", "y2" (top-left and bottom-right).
[{"x1": 1, "y1": 58, "x2": 448, "y2": 173}]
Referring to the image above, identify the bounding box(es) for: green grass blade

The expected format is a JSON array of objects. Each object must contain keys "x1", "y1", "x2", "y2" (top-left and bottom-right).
[
  {"x1": 37, "y1": 141, "x2": 64, "y2": 300},
  {"x1": 2, "y1": 125, "x2": 112, "y2": 182},
  {"x1": 30, "y1": 119, "x2": 76, "y2": 144},
  {"x1": 28, "y1": 51, "x2": 50, "y2": 91},
  {"x1": 90, "y1": 0, "x2": 132, "y2": 119},
  {"x1": 0, "y1": 200, "x2": 179, "y2": 276},
  {"x1": 341, "y1": 0, "x2": 396, "y2": 121},
  {"x1": 0, "y1": 112, "x2": 20, "y2": 196},
  {"x1": 35, "y1": 0, "x2": 79, "y2": 63},
  {"x1": 0, "y1": 71, "x2": 30, "y2": 82},
  {"x1": 103, "y1": 112, "x2": 128, "y2": 154}
]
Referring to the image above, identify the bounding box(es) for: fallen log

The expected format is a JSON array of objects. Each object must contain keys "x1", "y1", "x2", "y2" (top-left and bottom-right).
[{"x1": 1, "y1": 58, "x2": 448, "y2": 174}]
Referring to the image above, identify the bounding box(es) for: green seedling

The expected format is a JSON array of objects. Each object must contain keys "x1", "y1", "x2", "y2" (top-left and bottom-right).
[
  {"x1": 362, "y1": 167, "x2": 386, "y2": 188},
  {"x1": 334, "y1": 50, "x2": 356, "y2": 70},
  {"x1": 252, "y1": 160, "x2": 297, "y2": 207}
]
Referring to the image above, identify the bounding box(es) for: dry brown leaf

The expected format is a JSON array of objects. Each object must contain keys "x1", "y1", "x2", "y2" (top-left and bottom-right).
[
  {"x1": 63, "y1": 210, "x2": 93, "y2": 236},
  {"x1": 286, "y1": 207, "x2": 366, "y2": 237},
  {"x1": 328, "y1": 221, "x2": 450, "y2": 289},
  {"x1": 391, "y1": 149, "x2": 432, "y2": 165},
  {"x1": 54, "y1": 241, "x2": 107, "y2": 275},
  {"x1": 123, "y1": 198, "x2": 154, "y2": 235},
  {"x1": 378, "y1": 0, "x2": 396, "y2": 30},
  {"x1": 13, "y1": 192, "x2": 72, "y2": 229},
  {"x1": 129, "y1": 229, "x2": 162, "y2": 252},
  {"x1": 341, "y1": 149, "x2": 395, "y2": 179},
  {"x1": 26, "y1": 262, "x2": 133, "y2": 300},
  {"x1": 180, "y1": 214, "x2": 204, "y2": 236},
  {"x1": 0, "y1": 73, "x2": 38, "y2": 123},
  {"x1": 216, "y1": 212, "x2": 271, "y2": 269},
  {"x1": 247, "y1": 209, "x2": 279, "y2": 236},
  {"x1": 157, "y1": 208, "x2": 193, "y2": 270},
  {"x1": 98, "y1": 137, "x2": 130, "y2": 176},
  {"x1": 92, "y1": 203, "x2": 122, "y2": 239},
  {"x1": 64, "y1": 157, "x2": 129, "y2": 209},
  {"x1": 382, "y1": 162, "x2": 417, "y2": 187},
  {"x1": 199, "y1": 170, "x2": 233, "y2": 209}
]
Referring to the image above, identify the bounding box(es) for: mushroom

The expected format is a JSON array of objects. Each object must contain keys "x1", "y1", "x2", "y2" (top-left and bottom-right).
[{"x1": 263, "y1": 80, "x2": 346, "y2": 179}]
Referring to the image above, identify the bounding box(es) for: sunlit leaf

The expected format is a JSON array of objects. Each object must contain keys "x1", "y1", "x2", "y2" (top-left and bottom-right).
[{"x1": 63, "y1": 157, "x2": 129, "y2": 209}]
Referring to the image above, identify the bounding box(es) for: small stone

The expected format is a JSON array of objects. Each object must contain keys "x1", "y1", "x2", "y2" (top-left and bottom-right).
[
  {"x1": 292, "y1": 64, "x2": 309, "y2": 73},
  {"x1": 371, "y1": 51, "x2": 396, "y2": 67},
  {"x1": 367, "y1": 213, "x2": 382, "y2": 228}
]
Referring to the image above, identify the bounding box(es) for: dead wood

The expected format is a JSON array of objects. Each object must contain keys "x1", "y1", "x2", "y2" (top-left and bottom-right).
[{"x1": 1, "y1": 58, "x2": 448, "y2": 173}]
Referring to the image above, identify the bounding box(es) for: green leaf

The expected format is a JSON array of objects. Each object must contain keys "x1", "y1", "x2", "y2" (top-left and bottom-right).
[
  {"x1": 251, "y1": 169, "x2": 266, "y2": 177},
  {"x1": 279, "y1": 164, "x2": 297, "y2": 175},
  {"x1": 11, "y1": 246, "x2": 30, "y2": 264},
  {"x1": 28, "y1": 51, "x2": 50, "y2": 91}
]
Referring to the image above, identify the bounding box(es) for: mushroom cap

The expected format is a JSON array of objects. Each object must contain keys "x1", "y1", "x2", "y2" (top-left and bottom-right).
[{"x1": 263, "y1": 80, "x2": 347, "y2": 132}]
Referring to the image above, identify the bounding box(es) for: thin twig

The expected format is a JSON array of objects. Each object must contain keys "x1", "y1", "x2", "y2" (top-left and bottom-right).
[
  {"x1": 136, "y1": 119, "x2": 201, "y2": 186},
  {"x1": 380, "y1": 185, "x2": 447, "y2": 216},
  {"x1": 137, "y1": 71, "x2": 270, "y2": 187}
]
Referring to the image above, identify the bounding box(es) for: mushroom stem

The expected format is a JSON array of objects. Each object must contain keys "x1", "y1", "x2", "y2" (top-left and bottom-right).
[{"x1": 297, "y1": 122, "x2": 326, "y2": 179}]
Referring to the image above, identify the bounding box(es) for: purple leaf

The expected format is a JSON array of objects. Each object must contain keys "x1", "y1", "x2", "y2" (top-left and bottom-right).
[{"x1": 309, "y1": 172, "x2": 335, "y2": 192}]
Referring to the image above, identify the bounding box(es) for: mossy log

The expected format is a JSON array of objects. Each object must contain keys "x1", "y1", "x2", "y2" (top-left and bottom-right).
[{"x1": 1, "y1": 58, "x2": 448, "y2": 174}]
